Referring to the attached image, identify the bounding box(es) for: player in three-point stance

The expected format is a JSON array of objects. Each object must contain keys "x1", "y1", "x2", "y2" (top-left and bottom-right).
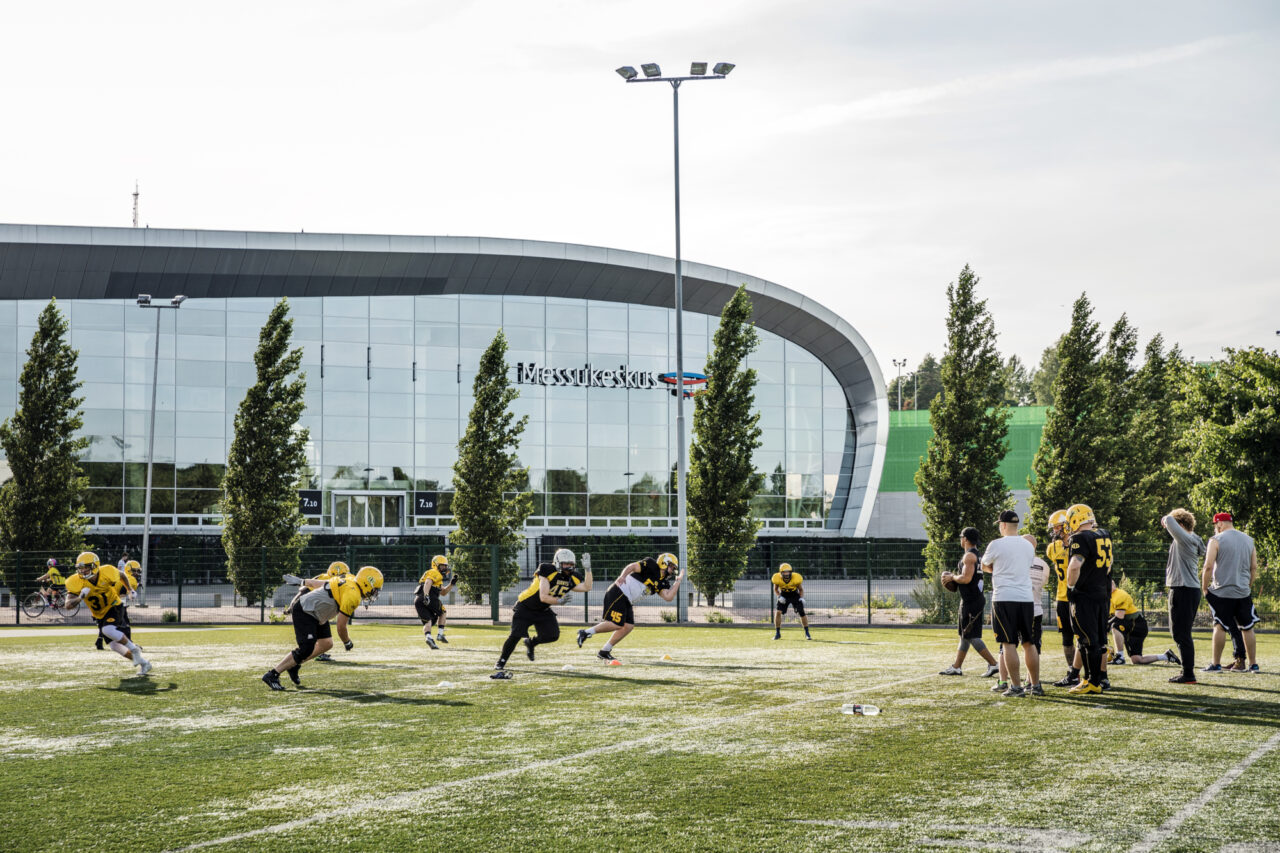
[
  {"x1": 492, "y1": 549, "x2": 590, "y2": 678},
  {"x1": 577, "y1": 553, "x2": 683, "y2": 660},
  {"x1": 415, "y1": 554, "x2": 456, "y2": 649},
  {"x1": 64, "y1": 552, "x2": 151, "y2": 675},
  {"x1": 771, "y1": 563, "x2": 811, "y2": 640},
  {"x1": 309, "y1": 561, "x2": 353, "y2": 662},
  {"x1": 262, "y1": 566, "x2": 383, "y2": 690}
]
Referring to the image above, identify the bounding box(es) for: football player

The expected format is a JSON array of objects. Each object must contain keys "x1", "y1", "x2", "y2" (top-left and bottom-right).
[
  {"x1": 940, "y1": 528, "x2": 1000, "y2": 677},
  {"x1": 770, "y1": 563, "x2": 811, "y2": 640},
  {"x1": 310, "y1": 562, "x2": 352, "y2": 661},
  {"x1": 1109, "y1": 578, "x2": 1178, "y2": 666},
  {"x1": 492, "y1": 549, "x2": 591, "y2": 678},
  {"x1": 1045, "y1": 509, "x2": 1081, "y2": 686},
  {"x1": 577, "y1": 553, "x2": 683, "y2": 660},
  {"x1": 263, "y1": 565, "x2": 383, "y2": 690},
  {"x1": 64, "y1": 552, "x2": 151, "y2": 675},
  {"x1": 415, "y1": 555, "x2": 455, "y2": 649},
  {"x1": 1064, "y1": 504, "x2": 1113, "y2": 695}
]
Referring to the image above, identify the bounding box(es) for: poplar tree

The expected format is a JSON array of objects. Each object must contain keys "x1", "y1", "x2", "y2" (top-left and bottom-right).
[
  {"x1": 687, "y1": 285, "x2": 765, "y2": 606},
  {"x1": 914, "y1": 265, "x2": 1012, "y2": 622},
  {"x1": 450, "y1": 329, "x2": 532, "y2": 602},
  {"x1": 222, "y1": 299, "x2": 310, "y2": 604},
  {"x1": 0, "y1": 300, "x2": 89, "y2": 573},
  {"x1": 1026, "y1": 294, "x2": 1106, "y2": 536}
]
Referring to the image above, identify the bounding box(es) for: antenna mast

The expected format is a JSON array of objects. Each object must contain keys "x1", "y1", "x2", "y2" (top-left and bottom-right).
[{"x1": 132, "y1": 181, "x2": 140, "y2": 227}]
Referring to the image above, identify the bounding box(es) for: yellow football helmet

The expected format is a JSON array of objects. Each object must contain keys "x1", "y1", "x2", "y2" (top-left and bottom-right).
[
  {"x1": 75, "y1": 551, "x2": 100, "y2": 577},
  {"x1": 657, "y1": 553, "x2": 678, "y2": 576},
  {"x1": 327, "y1": 561, "x2": 351, "y2": 577},
  {"x1": 355, "y1": 566, "x2": 383, "y2": 601},
  {"x1": 1066, "y1": 504, "x2": 1095, "y2": 533},
  {"x1": 779, "y1": 562, "x2": 793, "y2": 575},
  {"x1": 1048, "y1": 509, "x2": 1069, "y2": 535},
  {"x1": 126, "y1": 560, "x2": 140, "y2": 573},
  {"x1": 431, "y1": 554, "x2": 449, "y2": 574}
]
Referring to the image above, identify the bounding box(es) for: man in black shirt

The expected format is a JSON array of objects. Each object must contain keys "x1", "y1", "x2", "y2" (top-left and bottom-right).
[
  {"x1": 1065, "y1": 503, "x2": 1113, "y2": 696},
  {"x1": 492, "y1": 548, "x2": 591, "y2": 678}
]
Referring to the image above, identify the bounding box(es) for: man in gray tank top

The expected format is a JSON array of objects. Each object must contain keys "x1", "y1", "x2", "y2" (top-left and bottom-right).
[{"x1": 1201, "y1": 512, "x2": 1261, "y2": 672}]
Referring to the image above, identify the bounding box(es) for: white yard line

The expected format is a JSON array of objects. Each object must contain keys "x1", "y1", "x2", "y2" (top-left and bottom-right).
[
  {"x1": 0, "y1": 627, "x2": 250, "y2": 638},
  {"x1": 1129, "y1": 730, "x2": 1280, "y2": 853},
  {"x1": 171, "y1": 670, "x2": 936, "y2": 851}
]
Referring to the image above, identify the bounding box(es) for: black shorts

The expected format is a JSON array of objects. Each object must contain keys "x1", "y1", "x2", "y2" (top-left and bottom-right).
[
  {"x1": 1206, "y1": 591, "x2": 1261, "y2": 632},
  {"x1": 777, "y1": 593, "x2": 805, "y2": 616},
  {"x1": 293, "y1": 608, "x2": 332, "y2": 645},
  {"x1": 1032, "y1": 614, "x2": 1043, "y2": 653},
  {"x1": 991, "y1": 601, "x2": 1035, "y2": 645},
  {"x1": 95, "y1": 604, "x2": 129, "y2": 631},
  {"x1": 415, "y1": 598, "x2": 444, "y2": 624},
  {"x1": 1070, "y1": 595, "x2": 1109, "y2": 650},
  {"x1": 602, "y1": 585, "x2": 635, "y2": 627},
  {"x1": 1056, "y1": 601, "x2": 1074, "y2": 644},
  {"x1": 511, "y1": 603, "x2": 561, "y2": 643},
  {"x1": 1110, "y1": 614, "x2": 1149, "y2": 656},
  {"x1": 958, "y1": 599, "x2": 984, "y2": 640}
]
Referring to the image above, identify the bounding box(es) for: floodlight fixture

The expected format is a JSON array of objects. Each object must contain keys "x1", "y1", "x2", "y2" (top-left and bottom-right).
[
  {"x1": 713, "y1": 62, "x2": 735, "y2": 76},
  {"x1": 616, "y1": 66, "x2": 638, "y2": 81},
  {"x1": 641, "y1": 63, "x2": 661, "y2": 78},
  {"x1": 171, "y1": 294, "x2": 187, "y2": 306},
  {"x1": 690, "y1": 62, "x2": 707, "y2": 76}
]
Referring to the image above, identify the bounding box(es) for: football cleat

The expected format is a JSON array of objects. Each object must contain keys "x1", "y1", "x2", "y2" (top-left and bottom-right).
[
  {"x1": 1053, "y1": 673, "x2": 1080, "y2": 687},
  {"x1": 1002, "y1": 685, "x2": 1026, "y2": 698},
  {"x1": 425, "y1": 635, "x2": 439, "y2": 650},
  {"x1": 436, "y1": 634, "x2": 448, "y2": 644},
  {"x1": 1202, "y1": 663, "x2": 1223, "y2": 673},
  {"x1": 523, "y1": 637, "x2": 536, "y2": 661},
  {"x1": 1068, "y1": 682, "x2": 1102, "y2": 695},
  {"x1": 939, "y1": 666, "x2": 963, "y2": 676},
  {"x1": 262, "y1": 670, "x2": 285, "y2": 691},
  {"x1": 1029, "y1": 684, "x2": 1045, "y2": 697},
  {"x1": 773, "y1": 632, "x2": 781, "y2": 641},
  {"x1": 490, "y1": 668, "x2": 513, "y2": 680},
  {"x1": 597, "y1": 649, "x2": 616, "y2": 661},
  {"x1": 286, "y1": 665, "x2": 301, "y2": 686},
  {"x1": 990, "y1": 681, "x2": 1008, "y2": 692},
  {"x1": 316, "y1": 653, "x2": 334, "y2": 662},
  {"x1": 136, "y1": 658, "x2": 152, "y2": 676},
  {"x1": 983, "y1": 664, "x2": 1001, "y2": 678},
  {"x1": 577, "y1": 628, "x2": 590, "y2": 648},
  {"x1": 94, "y1": 637, "x2": 104, "y2": 651},
  {"x1": 1248, "y1": 664, "x2": 1260, "y2": 673},
  {"x1": 1164, "y1": 648, "x2": 1181, "y2": 666},
  {"x1": 1169, "y1": 673, "x2": 1197, "y2": 684}
]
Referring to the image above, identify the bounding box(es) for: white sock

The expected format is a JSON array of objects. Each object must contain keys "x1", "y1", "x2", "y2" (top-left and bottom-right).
[
  {"x1": 1160, "y1": 652, "x2": 1171, "y2": 661},
  {"x1": 584, "y1": 627, "x2": 596, "y2": 635},
  {"x1": 601, "y1": 642, "x2": 613, "y2": 652},
  {"x1": 109, "y1": 641, "x2": 129, "y2": 656}
]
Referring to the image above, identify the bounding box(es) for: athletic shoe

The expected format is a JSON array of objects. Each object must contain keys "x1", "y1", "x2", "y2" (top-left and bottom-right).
[
  {"x1": 938, "y1": 666, "x2": 963, "y2": 676},
  {"x1": 286, "y1": 665, "x2": 301, "y2": 686},
  {"x1": 1169, "y1": 673, "x2": 1197, "y2": 684},
  {"x1": 1002, "y1": 685, "x2": 1026, "y2": 698},
  {"x1": 136, "y1": 658, "x2": 152, "y2": 676},
  {"x1": 436, "y1": 634, "x2": 448, "y2": 644},
  {"x1": 1053, "y1": 673, "x2": 1081, "y2": 687},
  {"x1": 1110, "y1": 654, "x2": 1126, "y2": 665},
  {"x1": 316, "y1": 653, "x2": 334, "y2": 663},
  {"x1": 577, "y1": 629, "x2": 590, "y2": 648},
  {"x1": 1101, "y1": 678, "x2": 1112, "y2": 691},
  {"x1": 990, "y1": 681, "x2": 1008, "y2": 693},
  {"x1": 597, "y1": 649, "x2": 616, "y2": 661},
  {"x1": 1248, "y1": 664, "x2": 1261, "y2": 673},
  {"x1": 1202, "y1": 663, "x2": 1223, "y2": 673},
  {"x1": 1165, "y1": 648, "x2": 1181, "y2": 666},
  {"x1": 1029, "y1": 684, "x2": 1045, "y2": 697},
  {"x1": 1227, "y1": 659, "x2": 1247, "y2": 672},
  {"x1": 773, "y1": 632, "x2": 781, "y2": 640},
  {"x1": 94, "y1": 637, "x2": 104, "y2": 651},
  {"x1": 1067, "y1": 682, "x2": 1102, "y2": 695},
  {"x1": 425, "y1": 635, "x2": 439, "y2": 650},
  {"x1": 490, "y1": 668, "x2": 513, "y2": 680},
  {"x1": 805, "y1": 632, "x2": 812, "y2": 640},
  {"x1": 262, "y1": 670, "x2": 285, "y2": 691},
  {"x1": 983, "y1": 664, "x2": 1000, "y2": 678},
  {"x1": 523, "y1": 638, "x2": 536, "y2": 661}
]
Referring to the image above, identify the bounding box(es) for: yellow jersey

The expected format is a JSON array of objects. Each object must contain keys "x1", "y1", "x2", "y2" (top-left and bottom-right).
[
  {"x1": 1046, "y1": 540, "x2": 1070, "y2": 602},
  {"x1": 772, "y1": 572, "x2": 803, "y2": 594},
  {"x1": 313, "y1": 566, "x2": 352, "y2": 582},
  {"x1": 418, "y1": 567, "x2": 446, "y2": 589},
  {"x1": 1110, "y1": 587, "x2": 1137, "y2": 619},
  {"x1": 328, "y1": 577, "x2": 363, "y2": 618},
  {"x1": 44, "y1": 568, "x2": 66, "y2": 587},
  {"x1": 65, "y1": 565, "x2": 123, "y2": 619}
]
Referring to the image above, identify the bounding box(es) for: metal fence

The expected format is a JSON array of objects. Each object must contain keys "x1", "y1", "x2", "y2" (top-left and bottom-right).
[{"x1": 2, "y1": 539, "x2": 1272, "y2": 629}]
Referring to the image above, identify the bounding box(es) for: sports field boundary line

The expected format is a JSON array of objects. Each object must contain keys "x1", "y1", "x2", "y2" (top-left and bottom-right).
[
  {"x1": 1129, "y1": 729, "x2": 1280, "y2": 853},
  {"x1": 169, "y1": 670, "x2": 936, "y2": 851}
]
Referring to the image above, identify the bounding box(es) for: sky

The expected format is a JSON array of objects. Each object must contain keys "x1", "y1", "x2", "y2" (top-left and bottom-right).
[{"x1": 2, "y1": 0, "x2": 1277, "y2": 379}]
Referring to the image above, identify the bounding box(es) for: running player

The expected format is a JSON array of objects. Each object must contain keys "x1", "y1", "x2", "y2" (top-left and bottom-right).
[
  {"x1": 1109, "y1": 579, "x2": 1178, "y2": 666},
  {"x1": 263, "y1": 566, "x2": 383, "y2": 690},
  {"x1": 415, "y1": 555, "x2": 455, "y2": 649},
  {"x1": 492, "y1": 549, "x2": 591, "y2": 678},
  {"x1": 64, "y1": 552, "x2": 151, "y2": 675},
  {"x1": 939, "y1": 528, "x2": 1000, "y2": 677},
  {"x1": 771, "y1": 563, "x2": 811, "y2": 640},
  {"x1": 577, "y1": 553, "x2": 683, "y2": 660},
  {"x1": 1065, "y1": 504, "x2": 1112, "y2": 695},
  {"x1": 1045, "y1": 509, "x2": 1080, "y2": 686}
]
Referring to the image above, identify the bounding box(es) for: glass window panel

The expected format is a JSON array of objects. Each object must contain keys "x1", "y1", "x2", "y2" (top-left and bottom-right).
[
  {"x1": 824, "y1": 407, "x2": 850, "y2": 431},
  {"x1": 422, "y1": 394, "x2": 458, "y2": 417},
  {"x1": 504, "y1": 299, "x2": 545, "y2": 328},
  {"x1": 370, "y1": 368, "x2": 411, "y2": 394},
  {"x1": 176, "y1": 309, "x2": 224, "y2": 336},
  {"x1": 824, "y1": 429, "x2": 850, "y2": 453},
  {"x1": 756, "y1": 406, "x2": 784, "y2": 430},
  {"x1": 226, "y1": 362, "x2": 256, "y2": 387},
  {"x1": 546, "y1": 422, "x2": 586, "y2": 446},
  {"x1": 788, "y1": 497, "x2": 825, "y2": 520},
  {"x1": 586, "y1": 399, "x2": 628, "y2": 424},
  {"x1": 753, "y1": 446, "x2": 784, "y2": 474},
  {"x1": 415, "y1": 295, "x2": 458, "y2": 322},
  {"x1": 228, "y1": 310, "x2": 275, "y2": 338},
  {"x1": 83, "y1": 461, "x2": 123, "y2": 487},
  {"x1": 626, "y1": 449, "x2": 668, "y2": 474},
  {"x1": 589, "y1": 493, "x2": 628, "y2": 517},
  {"x1": 823, "y1": 451, "x2": 845, "y2": 473},
  {"x1": 547, "y1": 398, "x2": 586, "y2": 422},
  {"x1": 589, "y1": 426, "x2": 627, "y2": 448},
  {"x1": 628, "y1": 400, "x2": 670, "y2": 426},
  {"x1": 546, "y1": 328, "x2": 586, "y2": 353},
  {"x1": 76, "y1": 301, "x2": 125, "y2": 330},
  {"x1": 323, "y1": 442, "x2": 368, "y2": 469},
  {"x1": 786, "y1": 451, "x2": 822, "y2": 474},
  {"x1": 369, "y1": 442, "x2": 411, "y2": 468},
  {"x1": 786, "y1": 363, "x2": 822, "y2": 387},
  {"x1": 175, "y1": 489, "x2": 221, "y2": 514},
  {"x1": 124, "y1": 487, "x2": 173, "y2": 514},
  {"x1": 177, "y1": 360, "x2": 225, "y2": 387},
  {"x1": 788, "y1": 429, "x2": 823, "y2": 453},
  {"x1": 587, "y1": 302, "x2": 628, "y2": 331},
  {"x1": 176, "y1": 437, "x2": 226, "y2": 464},
  {"x1": 79, "y1": 357, "x2": 123, "y2": 383},
  {"x1": 788, "y1": 385, "x2": 822, "y2": 409},
  {"x1": 548, "y1": 493, "x2": 587, "y2": 516},
  {"x1": 823, "y1": 385, "x2": 847, "y2": 408},
  {"x1": 751, "y1": 496, "x2": 785, "y2": 519},
  {"x1": 176, "y1": 386, "x2": 224, "y2": 412},
  {"x1": 177, "y1": 334, "x2": 225, "y2": 361},
  {"x1": 504, "y1": 326, "x2": 545, "y2": 351},
  {"x1": 125, "y1": 461, "x2": 175, "y2": 487},
  {"x1": 626, "y1": 331, "x2": 668, "y2": 357},
  {"x1": 754, "y1": 383, "x2": 784, "y2": 407},
  {"x1": 459, "y1": 297, "x2": 500, "y2": 324},
  {"x1": 785, "y1": 343, "x2": 819, "y2": 365},
  {"x1": 224, "y1": 337, "x2": 259, "y2": 363},
  {"x1": 176, "y1": 462, "x2": 224, "y2": 489},
  {"x1": 628, "y1": 305, "x2": 668, "y2": 333},
  {"x1": 627, "y1": 424, "x2": 666, "y2": 451},
  {"x1": 324, "y1": 318, "x2": 368, "y2": 345},
  {"x1": 787, "y1": 406, "x2": 822, "y2": 431},
  {"x1": 82, "y1": 383, "x2": 124, "y2": 409},
  {"x1": 125, "y1": 411, "x2": 173, "y2": 438},
  {"x1": 417, "y1": 325, "x2": 459, "y2": 348},
  {"x1": 587, "y1": 446, "x2": 626, "y2": 471},
  {"x1": 83, "y1": 488, "x2": 123, "y2": 514},
  {"x1": 82, "y1": 408, "x2": 123, "y2": 435},
  {"x1": 325, "y1": 415, "x2": 369, "y2": 441},
  {"x1": 754, "y1": 336, "x2": 784, "y2": 361},
  {"x1": 368, "y1": 295, "x2": 413, "y2": 320},
  {"x1": 369, "y1": 318, "x2": 413, "y2": 346},
  {"x1": 372, "y1": 417, "x2": 413, "y2": 443},
  {"x1": 630, "y1": 491, "x2": 669, "y2": 517},
  {"x1": 587, "y1": 329, "x2": 628, "y2": 355}
]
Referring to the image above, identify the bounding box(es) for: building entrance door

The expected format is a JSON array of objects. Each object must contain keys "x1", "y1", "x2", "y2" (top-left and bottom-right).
[{"x1": 331, "y1": 492, "x2": 405, "y2": 535}]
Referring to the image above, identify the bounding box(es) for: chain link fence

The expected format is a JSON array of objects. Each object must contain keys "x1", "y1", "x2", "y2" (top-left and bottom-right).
[{"x1": 2, "y1": 539, "x2": 1273, "y2": 629}]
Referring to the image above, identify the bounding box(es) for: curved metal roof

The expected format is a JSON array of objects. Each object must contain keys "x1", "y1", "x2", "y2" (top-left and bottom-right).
[{"x1": 0, "y1": 223, "x2": 887, "y2": 535}]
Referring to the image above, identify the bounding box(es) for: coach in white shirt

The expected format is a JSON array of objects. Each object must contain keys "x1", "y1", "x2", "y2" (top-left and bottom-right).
[{"x1": 981, "y1": 510, "x2": 1042, "y2": 697}]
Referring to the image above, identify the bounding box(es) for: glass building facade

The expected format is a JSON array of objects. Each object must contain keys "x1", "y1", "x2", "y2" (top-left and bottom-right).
[{"x1": 0, "y1": 225, "x2": 887, "y2": 538}]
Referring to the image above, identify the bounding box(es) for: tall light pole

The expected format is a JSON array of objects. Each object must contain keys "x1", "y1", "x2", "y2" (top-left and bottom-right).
[
  {"x1": 892, "y1": 358, "x2": 907, "y2": 412},
  {"x1": 136, "y1": 293, "x2": 186, "y2": 604},
  {"x1": 616, "y1": 60, "x2": 734, "y2": 623}
]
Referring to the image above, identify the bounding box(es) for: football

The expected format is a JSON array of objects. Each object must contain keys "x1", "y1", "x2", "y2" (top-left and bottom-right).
[{"x1": 942, "y1": 573, "x2": 959, "y2": 592}]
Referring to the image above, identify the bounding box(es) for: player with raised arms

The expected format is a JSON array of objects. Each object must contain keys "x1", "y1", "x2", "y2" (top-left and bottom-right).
[
  {"x1": 64, "y1": 552, "x2": 151, "y2": 675},
  {"x1": 492, "y1": 549, "x2": 590, "y2": 678},
  {"x1": 577, "y1": 553, "x2": 683, "y2": 660},
  {"x1": 262, "y1": 565, "x2": 383, "y2": 691},
  {"x1": 415, "y1": 554, "x2": 456, "y2": 649}
]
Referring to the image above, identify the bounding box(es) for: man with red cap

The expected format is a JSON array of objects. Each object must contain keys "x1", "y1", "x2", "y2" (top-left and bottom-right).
[{"x1": 1201, "y1": 512, "x2": 1261, "y2": 673}]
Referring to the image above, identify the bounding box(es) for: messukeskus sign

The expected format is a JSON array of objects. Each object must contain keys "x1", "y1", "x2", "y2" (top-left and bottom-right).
[{"x1": 515, "y1": 362, "x2": 661, "y2": 390}]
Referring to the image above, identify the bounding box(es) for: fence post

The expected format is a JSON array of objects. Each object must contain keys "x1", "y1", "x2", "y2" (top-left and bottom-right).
[
  {"x1": 865, "y1": 541, "x2": 872, "y2": 626},
  {"x1": 489, "y1": 544, "x2": 500, "y2": 624},
  {"x1": 176, "y1": 548, "x2": 183, "y2": 623},
  {"x1": 260, "y1": 547, "x2": 267, "y2": 623},
  {"x1": 13, "y1": 551, "x2": 20, "y2": 625}
]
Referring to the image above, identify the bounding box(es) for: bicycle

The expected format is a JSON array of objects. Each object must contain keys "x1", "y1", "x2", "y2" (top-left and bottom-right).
[{"x1": 21, "y1": 587, "x2": 80, "y2": 619}]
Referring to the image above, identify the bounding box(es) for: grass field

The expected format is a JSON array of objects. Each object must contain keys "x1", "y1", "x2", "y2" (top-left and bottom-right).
[{"x1": 2, "y1": 623, "x2": 1277, "y2": 853}]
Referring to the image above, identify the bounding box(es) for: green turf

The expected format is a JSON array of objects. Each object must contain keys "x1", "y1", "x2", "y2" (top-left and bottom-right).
[{"x1": 1, "y1": 624, "x2": 1276, "y2": 852}]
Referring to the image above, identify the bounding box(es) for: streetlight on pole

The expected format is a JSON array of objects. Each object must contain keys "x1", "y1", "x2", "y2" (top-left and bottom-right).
[
  {"x1": 616, "y1": 59, "x2": 734, "y2": 624},
  {"x1": 891, "y1": 359, "x2": 907, "y2": 412},
  {"x1": 136, "y1": 293, "x2": 186, "y2": 604}
]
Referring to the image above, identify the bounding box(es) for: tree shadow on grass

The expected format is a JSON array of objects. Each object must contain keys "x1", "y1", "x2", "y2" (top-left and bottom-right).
[
  {"x1": 1034, "y1": 687, "x2": 1280, "y2": 728},
  {"x1": 305, "y1": 688, "x2": 471, "y2": 707},
  {"x1": 99, "y1": 678, "x2": 179, "y2": 695},
  {"x1": 313, "y1": 660, "x2": 416, "y2": 669}
]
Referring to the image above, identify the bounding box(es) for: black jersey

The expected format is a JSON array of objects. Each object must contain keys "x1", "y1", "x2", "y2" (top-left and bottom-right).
[
  {"x1": 1068, "y1": 528, "x2": 1114, "y2": 598},
  {"x1": 956, "y1": 547, "x2": 986, "y2": 610},
  {"x1": 633, "y1": 557, "x2": 672, "y2": 595},
  {"x1": 515, "y1": 562, "x2": 582, "y2": 612}
]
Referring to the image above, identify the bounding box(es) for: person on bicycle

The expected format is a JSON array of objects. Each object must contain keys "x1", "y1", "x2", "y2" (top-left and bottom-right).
[{"x1": 36, "y1": 559, "x2": 66, "y2": 600}]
